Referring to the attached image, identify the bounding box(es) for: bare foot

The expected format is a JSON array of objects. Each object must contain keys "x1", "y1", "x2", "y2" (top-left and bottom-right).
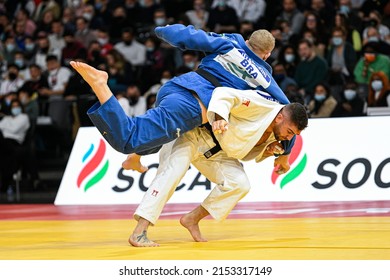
[
  {"x1": 128, "y1": 230, "x2": 159, "y2": 247},
  {"x1": 122, "y1": 154, "x2": 148, "y2": 173},
  {"x1": 180, "y1": 214, "x2": 207, "y2": 242}
]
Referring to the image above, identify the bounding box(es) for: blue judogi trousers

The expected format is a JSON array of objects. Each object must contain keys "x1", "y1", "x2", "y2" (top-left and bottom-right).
[{"x1": 88, "y1": 81, "x2": 202, "y2": 155}]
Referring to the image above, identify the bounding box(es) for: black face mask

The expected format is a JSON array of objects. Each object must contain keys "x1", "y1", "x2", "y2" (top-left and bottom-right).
[
  {"x1": 129, "y1": 96, "x2": 139, "y2": 105},
  {"x1": 8, "y1": 72, "x2": 17, "y2": 81},
  {"x1": 123, "y1": 40, "x2": 132, "y2": 46}
]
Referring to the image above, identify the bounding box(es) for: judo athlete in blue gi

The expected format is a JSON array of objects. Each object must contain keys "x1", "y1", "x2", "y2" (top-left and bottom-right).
[{"x1": 70, "y1": 24, "x2": 295, "y2": 173}]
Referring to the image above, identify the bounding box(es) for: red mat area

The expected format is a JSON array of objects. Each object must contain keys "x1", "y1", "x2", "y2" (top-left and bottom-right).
[{"x1": 1, "y1": 201, "x2": 390, "y2": 221}]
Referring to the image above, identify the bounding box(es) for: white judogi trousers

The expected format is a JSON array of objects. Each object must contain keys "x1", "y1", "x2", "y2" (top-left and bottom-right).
[{"x1": 134, "y1": 126, "x2": 251, "y2": 224}]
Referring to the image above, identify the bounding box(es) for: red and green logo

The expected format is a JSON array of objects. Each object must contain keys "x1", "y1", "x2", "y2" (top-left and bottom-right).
[
  {"x1": 271, "y1": 135, "x2": 307, "y2": 189},
  {"x1": 77, "y1": 139, "x2": 109, "y2": 192}
]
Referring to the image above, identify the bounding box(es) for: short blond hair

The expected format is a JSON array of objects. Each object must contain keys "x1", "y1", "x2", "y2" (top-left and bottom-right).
[{"x1": 248, "y1": 29, "x2": 275, "y2": 53}]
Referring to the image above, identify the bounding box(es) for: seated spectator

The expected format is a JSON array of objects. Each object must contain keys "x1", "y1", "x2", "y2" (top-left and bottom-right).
[
  {"x1": 13, "y1": 51, "x2": 31, "y2": 81},
  {"x1": 185, "y1": 0, "x2": 209, "y2": 30},
  {"x1": 74, "y1": 16, "x2": 97, "y2": 49},
  {"x1": 275, "y1": 0, "x2": 305, "y2": 40},
  {"x1": 294, "y1": 39, "x2": 328, "y2": 101},
  {"x1": 307, "y1": 82, "x2": 338, "y2": 118},
  {"x1": 34, "y1": 31, "x2": 61, "y2": 71},
  {"x1": 0, "y1": 64, "x2": 25, "y2": 97},
  {"x1": 2, "y1": 35, "x2": 20, "y2": 64},
  {"x1": 333, "y1": 12, "x2": 362, "y2": 53},
  {"x1": 362, "y1": 26, "x2": 390, "y2": 55},
  {"x1": 362, "y1": 10, "x2": 390, "y2": 43},
  {"x1": 21, "y1": 64, "x2": 49, "y2": 115},
  {"x1": 103, "y1": 49, "x2": 134, "y2": 94},
  {"x1": 299, "y1": 11, "x2": 329, "y2": 57},
  {"x1": 61, "y1": 29, "x2": 87, "y2": 66},
  {"x1": 48, "y1": 20, "x2": 65, "y2": 51},
  {"x1": 96, "y1": 27, "x2": 113, "y2": 57},
  {"x1": 23, "y1": 36, "x2": 38, "y2": 65},
  {"x1": 0, "y1": 98, "x2": 30, "y2": 198},
  {"x1": 114, "y1": 27, "x2": 146, "y2": 68},
  {"x1": 367, "y1": 71, "x2": 390, "y2": 107},
  {"x1": 272, "y1": 63, "x2": 297, "y2": 92},
  {"x1": 353, "y1": 42, "x2": 390, "y2": 97},
  {"x1": 0, "y1": 92, "x2": 17, "y2": 117},
  {"x1": 331, "y1": 79, "x2": 366, "y2": 117},
  {"x1": 225, "y1": 0, "x2": 266, "y2": 25},
  {"x1": 15, "y1": 8, "x2": 36, "y2": 37},
  {"x1": 33, "y1": 0, "x2": 60, "y2": 22},
  {"x1": 117, "y1": 84, "x2": 147, "y2": 117},
  {"x1": 275, "y1": 44, "x2": 299, "y2": 78},
  {"x1": 326, "y1": 26, "x2": 357, "y2": 99},
  {"x1": 86, "y1": 40, "x2": 106, "y2": 69},
  {"x1": 40, "y1": 55, "x2": 72, "y2": 139}
]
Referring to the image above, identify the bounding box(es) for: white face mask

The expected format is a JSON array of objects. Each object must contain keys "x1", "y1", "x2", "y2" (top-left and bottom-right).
[
  {"x1": 344, "y1": 89, "x2": 356, "y2": 100},
  {"x1": 314, "y1": 94, "x2": 326, "y2": 102},
  {"x1": 97, "y1": 38, "x2": 108, "y2": 45},
  {"x1": 284, "y1": 53, "x2": 295, "y2": 63},
  {"x1": 160, "y1": 78, "x2": 169, "y2": 85},
  {"x1": 371, "y1": 80, "x2": 383, "y2": 91},
  {"x1": 11, "y1": 107, "x2": 22, "y2": 116}
]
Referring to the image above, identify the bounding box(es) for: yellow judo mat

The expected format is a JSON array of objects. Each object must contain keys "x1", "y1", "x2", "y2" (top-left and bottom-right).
[{"x1": 1, "y1": 217, "x2": 389, "y2": 260}]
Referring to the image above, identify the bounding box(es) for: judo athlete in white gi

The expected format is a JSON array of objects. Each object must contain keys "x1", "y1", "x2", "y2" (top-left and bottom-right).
[{"x1": 128, "y1": 87, "x2": 308, "y2": 247}]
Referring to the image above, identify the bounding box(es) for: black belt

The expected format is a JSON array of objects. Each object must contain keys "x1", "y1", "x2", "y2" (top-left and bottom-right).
[
  {"x1": 200, "y1": 122, "x2": 222, "y2": 159},
  {"x1": 196, "y1": 68, "x2": 223, "y2": 159}
]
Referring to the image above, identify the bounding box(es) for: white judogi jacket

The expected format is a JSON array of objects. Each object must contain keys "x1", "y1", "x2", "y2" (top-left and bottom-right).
[{"x1": 207, "y1": 87, "x2": 284, "y2": 162}]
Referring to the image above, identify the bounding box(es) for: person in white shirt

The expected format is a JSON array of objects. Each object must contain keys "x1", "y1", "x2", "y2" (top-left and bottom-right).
[
  {"x1": 0, "y1": 99, "x2": 30, "y2": 192},
  {"x1": 127, "y1": 87, "x2": 308, "y2": 247},
  {"x1": 0, "y1": 64, "x2": 25, "y2": 97},
  {"x1": 114, "y1": 27, "x2": 146, "y2": 67},
  {"x1": 117, "y1": 84, "x2": 147, "y2": 117}
]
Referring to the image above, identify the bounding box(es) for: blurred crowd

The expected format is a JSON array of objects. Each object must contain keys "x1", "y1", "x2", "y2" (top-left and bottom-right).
[{"x1": 0, "y1": 0, "x2": 390, "y2": 197}]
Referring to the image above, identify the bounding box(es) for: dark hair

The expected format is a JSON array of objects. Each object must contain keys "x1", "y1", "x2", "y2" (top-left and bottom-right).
[{"x1": 284, "y1": 103, "x2": 308, "y2": 131}]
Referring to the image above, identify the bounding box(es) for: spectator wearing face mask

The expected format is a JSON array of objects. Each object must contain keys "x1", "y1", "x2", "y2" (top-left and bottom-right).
[
  {"x1": 117, "y1": 84, "x2": 147, "y2": 117},
  {"x1": 331, "y1": 79, "x2": 366, "y2": 117},
  {"x1": 307, "y1": 82, "x2": 338, "y2": 118},
  {"x1": 0, "y1": 98, "x2": 30, "y2": 196},
  {"x1": 362, "y1": 26, "x2": 390, "y2": 55},
  {"x1": 353, "y1": 43, "x2": 390, "y2": 93},
  {"x1": 326, "y1": 26, "x2": 357, "y2": 100},
  {"x1": 0, "y1": 64, "x2": 25, "y2": 97},
  {"x1": 276, "y1": 44, "x2": 299, "y2": 78},
  {"x1": 367, "y1": 71, "x2": 390, "y2": 107},
  {"x1": 362, "y1": 10, "x2": 390, "y2": 44},
  {"x1": 114, "y1": 27, "x2": 147, "y2": 68}
]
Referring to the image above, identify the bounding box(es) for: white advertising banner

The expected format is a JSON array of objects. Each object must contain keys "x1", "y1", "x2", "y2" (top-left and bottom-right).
[{"x1": 55, "y1": 116, "x2": 390, "y2": 205}]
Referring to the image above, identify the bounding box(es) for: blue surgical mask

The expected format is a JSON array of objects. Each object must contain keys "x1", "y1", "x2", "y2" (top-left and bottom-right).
[
  {"x1": 185, "y1": 61, "x2": 195, "y2": 69},
  {"x1": 339, "y1": 5, "x2": 350, "y2": 14},
  {"x1": 332, "y1": 37, "x2": 343, "y2": 46},
  {"x1": 367, "y1": 36, "x2": 379, "y2": 43},
  {"x1": 146, "y1": 47, "x2": 155, "y2": 52},
  {"x1": 25, "y1": 43, "x2": 35, "y2": 51},
  {"x1": 284, "y1": 54, "x2": 295, "y2": 63},
  {"x1": 14, "y1": 59, "x2": 24, "y2": 68},
  {"x1": 314, "y1": 94, "x2": 326, "y2": 102},
  {"x1": 155, "y1": 18, "x2": 166, "y2": 26},
  {"x1": 371, "y1": 80, "x2": 383, "y2": 91},
  {"x1": 6, "y1": 43, "x2": 15, "y2": 52},
  {"x1": 344, "y1": 89, "x2": 356, "y2": 100},
  {"x1": 11, "y1": 107, "x2": 22, "y2": 116}
]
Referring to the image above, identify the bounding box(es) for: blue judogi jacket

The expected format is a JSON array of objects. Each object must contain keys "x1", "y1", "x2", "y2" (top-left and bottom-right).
[{"x1": 155, "y1": 24, "x2": 295, "y2": 154}]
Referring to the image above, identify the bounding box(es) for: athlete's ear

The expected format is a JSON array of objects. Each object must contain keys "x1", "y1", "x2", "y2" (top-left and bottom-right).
[{"x1": 275, "y1": 111, "x2": 284, "y2": 124}]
